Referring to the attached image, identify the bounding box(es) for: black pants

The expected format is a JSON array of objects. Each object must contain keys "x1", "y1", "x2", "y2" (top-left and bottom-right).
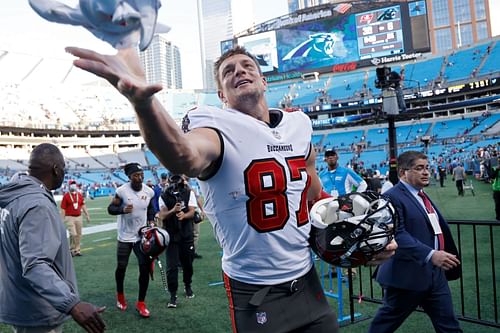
[
  {"x1": 494, "y1": 191, "x2": 500, "y2": 220},
  {"x1": 369, "y1": 269, "x2": 462, "y2": 333},
  {"x1": 455, "y1": 180, "x2": 464, "y2": 196},
  {"x1": 165, "y1": 238, "x2": 194, "y2": 295},
  {"x1": 223, "y1": 266, "x2": 338, "y2": 333},
  {"x1": 115, "y1": 241, "x2": 152, "y2": 301}
]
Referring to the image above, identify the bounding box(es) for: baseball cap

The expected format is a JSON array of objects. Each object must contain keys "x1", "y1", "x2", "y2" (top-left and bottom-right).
[
  {"x1": 324, "y1": 149, "x2": 337, "y2": 157},
  {"x1": 160, "y1": 172, "x2": 169, "y2": 180},
  {"x1": 124, "y1": 162, "x2": 143, "y2": 177}
]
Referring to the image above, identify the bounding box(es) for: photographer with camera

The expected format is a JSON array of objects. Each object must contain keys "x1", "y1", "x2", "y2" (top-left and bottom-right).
[{"x1": 158, "y1": 174, "x2": 197, "y2": 308}]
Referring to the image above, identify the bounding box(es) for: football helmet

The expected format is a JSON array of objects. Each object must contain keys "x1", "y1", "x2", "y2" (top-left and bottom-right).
[
  {"x1": 138, "y1": 226, "x2": 169, "y2": 258},
  {"x1": 309, "y1": 191, "x2": 396, "y2": 268}
]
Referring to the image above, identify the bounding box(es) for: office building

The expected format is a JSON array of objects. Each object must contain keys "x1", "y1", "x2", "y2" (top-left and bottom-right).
[{"x1": 140, "y1": 34, "x2": 183, "y2": 89}]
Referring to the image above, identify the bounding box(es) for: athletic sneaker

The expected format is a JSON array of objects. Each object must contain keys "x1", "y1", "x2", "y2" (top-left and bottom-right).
[
  {"x1": 135, "y1": 301, "x2": 150, "y2": 318},
  {"x1": 116, "y1": 293, "x2": 127, "y2": 311},
  {"x1": 185, "y1": 286, "x2": 195, "y2": 299},
  {"x1": 167, "y1": 295, "x2": 177, "y2": 308}
]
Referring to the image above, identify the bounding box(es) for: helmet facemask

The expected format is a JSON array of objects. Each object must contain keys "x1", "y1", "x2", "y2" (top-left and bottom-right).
[{"x1": 310, "y1": 191, "x2": 397, "y2": 267}]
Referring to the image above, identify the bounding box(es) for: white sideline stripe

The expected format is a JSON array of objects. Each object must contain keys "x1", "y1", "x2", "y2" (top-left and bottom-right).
[
  {"x1": 82, "y1": 222, "x2": 117, "y2": 236},
  {"x1": 92, "y1": 237, "x2": 112, "y2": 242}
]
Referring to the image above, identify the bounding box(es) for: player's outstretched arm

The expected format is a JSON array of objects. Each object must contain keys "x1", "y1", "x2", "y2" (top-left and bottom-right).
[{"x1": 65, "y1": 47, "x2": 220, "y2": 177}]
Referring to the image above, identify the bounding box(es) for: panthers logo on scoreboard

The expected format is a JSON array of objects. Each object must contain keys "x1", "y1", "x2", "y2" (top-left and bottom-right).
[{"x1": 282, "y1": 32, "x2": 346, "y2": 61}]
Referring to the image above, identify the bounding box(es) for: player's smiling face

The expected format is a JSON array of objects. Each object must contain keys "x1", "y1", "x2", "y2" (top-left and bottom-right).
[{"x1": 217, "y1": 54, "x2": 267, "y2": 110}]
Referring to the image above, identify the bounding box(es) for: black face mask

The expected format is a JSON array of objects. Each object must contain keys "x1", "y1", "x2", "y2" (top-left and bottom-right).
[{"x1": 53, "y1": 163, "x2": 65, "y2": 190}]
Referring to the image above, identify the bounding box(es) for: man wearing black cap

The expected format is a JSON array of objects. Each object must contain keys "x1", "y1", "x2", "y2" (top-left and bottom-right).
[
  {"x1": 107, "y1": 162, "x2": 156, "y2": 318},
  {"x1": 153, "y1": 172, "x2": 169, "y2": 214},
  {"x1": 319, "y1": 149, "x2": 367, "y2": 198}
]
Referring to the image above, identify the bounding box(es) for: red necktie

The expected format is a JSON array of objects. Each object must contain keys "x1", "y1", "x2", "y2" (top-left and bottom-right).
[{"x1": 418, "y1": 191, "x2": 445, "y2": 250}]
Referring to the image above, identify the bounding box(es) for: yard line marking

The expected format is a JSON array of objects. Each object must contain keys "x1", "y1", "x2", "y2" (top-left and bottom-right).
[{"x1": 93, "y1": 237, "x2": 112, "y2": 242}]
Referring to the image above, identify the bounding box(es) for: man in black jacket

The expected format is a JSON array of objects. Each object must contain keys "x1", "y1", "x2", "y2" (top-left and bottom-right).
[{"x1": 158, "y1": 175, "x2": 197, "y2": 308}]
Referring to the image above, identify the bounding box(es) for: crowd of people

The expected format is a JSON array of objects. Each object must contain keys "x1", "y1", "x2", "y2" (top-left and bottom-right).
[{"x1": 1, "y1": 41, "x2": 497, "y2": 333}]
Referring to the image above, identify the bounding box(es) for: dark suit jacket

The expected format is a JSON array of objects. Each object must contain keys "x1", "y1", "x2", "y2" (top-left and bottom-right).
[{"x1": 376, "y1": 182, "x2": 460, "y2": 291}]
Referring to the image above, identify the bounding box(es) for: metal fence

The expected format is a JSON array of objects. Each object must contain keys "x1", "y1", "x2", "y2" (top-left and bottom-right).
[{"x1": 344, "y1": 220, "x2": 500, "y2": 329}]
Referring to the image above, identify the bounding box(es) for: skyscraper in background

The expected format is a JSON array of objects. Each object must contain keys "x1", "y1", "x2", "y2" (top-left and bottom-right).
[
  {"x1": 197, "y1": 0, "x2": 288, "y2": 90},
  {"x1": 139, "y1": 35, "x2": 183, "y2": 89},
  {"x1": 197, "y1": 0, "x2": 234, "y2": 90}
]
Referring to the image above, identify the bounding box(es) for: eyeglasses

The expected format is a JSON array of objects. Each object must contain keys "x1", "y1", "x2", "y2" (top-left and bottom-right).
[{"x1": 408, "y1": 165, "x2": 430, "y2": 172}]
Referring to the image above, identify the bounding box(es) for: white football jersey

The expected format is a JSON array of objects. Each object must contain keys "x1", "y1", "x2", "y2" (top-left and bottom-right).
[
  {"x1": 115, "y1": 183, "x2": 154, "y2": 242},
  {"x1": 186, "y1": 106, "x2": 313, "y2": 284}
]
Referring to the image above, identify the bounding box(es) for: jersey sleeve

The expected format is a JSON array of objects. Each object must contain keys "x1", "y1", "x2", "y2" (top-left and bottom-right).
[
  {"x1": 295, "y1": 111, "x2": 313, "y2": 155},
  {"x1": 182, "y1": 105, "x2": 220, "y2": 132}
]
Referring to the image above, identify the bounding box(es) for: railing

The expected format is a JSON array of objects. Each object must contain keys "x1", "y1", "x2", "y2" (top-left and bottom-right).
[{"x1": 344, "y1": 220, "x2": 500, "y2": 328}]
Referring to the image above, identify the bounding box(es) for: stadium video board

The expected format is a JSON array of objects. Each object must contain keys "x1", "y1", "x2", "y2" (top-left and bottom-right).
[{"x1": 232, "y1": 1, "x2": 430, "y2": 79}]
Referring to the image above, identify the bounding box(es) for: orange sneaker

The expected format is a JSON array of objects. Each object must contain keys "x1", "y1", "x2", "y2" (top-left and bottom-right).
[
  {"x1": 116, "y1": 293, "x2": 127, "y2": 311},
  {"x1": 135, "y1": 301, "x2": 150, "y2": 318}
]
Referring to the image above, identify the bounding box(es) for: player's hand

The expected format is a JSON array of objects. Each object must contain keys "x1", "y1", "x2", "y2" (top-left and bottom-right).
[
  {"x1": 431, "y1": 250, "x2": 460, "y2": 270},
  {"x1": 65, "y1": 47, "x2": 162, "y2": 106},
  {"x1": 176, "y1": 211, "x2": 185, "y2": 220},
  {"x1": 123, "y1": 204, "x2": 133, "y2": 214},
  {"x1": 366, "y1": 239, "x2": 398, "y2": 266},
  {"x1": 70, "y1": 302, "x2": 106, "y2": 333}
]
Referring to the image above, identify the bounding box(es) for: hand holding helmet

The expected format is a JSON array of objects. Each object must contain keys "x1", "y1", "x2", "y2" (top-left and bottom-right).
[
  {"x1": 138, "y1": 226, "x2": 169, "y2": 259},
  {"x1": 309, "y1": 191, "x2": 397, "y2": 268}
]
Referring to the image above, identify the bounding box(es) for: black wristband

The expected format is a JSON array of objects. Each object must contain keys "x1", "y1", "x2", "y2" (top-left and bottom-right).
[{"x1": 108, "y1": 203, "x2": 124, "y2": 215}]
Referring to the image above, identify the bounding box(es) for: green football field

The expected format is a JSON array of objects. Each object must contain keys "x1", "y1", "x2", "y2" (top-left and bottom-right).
[{"x1": 0, "y1": 177, "x2": 498, "y2": 332}]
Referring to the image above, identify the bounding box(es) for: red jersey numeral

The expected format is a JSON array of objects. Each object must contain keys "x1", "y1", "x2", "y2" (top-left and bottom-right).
[{"x1": 244, "y1": 157, "x2": 309, "y2": 232}]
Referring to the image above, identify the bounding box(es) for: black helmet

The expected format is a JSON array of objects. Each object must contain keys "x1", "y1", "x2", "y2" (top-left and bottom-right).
[
  {"x1": 309, "y1": 191, "x2": 397, "y2": 268},
  {"x1": 138, "y1": 226, "x2": 170, "y2": 258}
]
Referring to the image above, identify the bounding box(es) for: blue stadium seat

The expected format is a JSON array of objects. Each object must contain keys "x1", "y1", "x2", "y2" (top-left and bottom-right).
[
  {"x1": 366, "y1": 127, "x2": 389, "y2": 147},
  {"x1": 443, "y1": 43, "x2": 490, "y2": 82},
  {"x1": 478, "y1": 42, "x2": 500, "y2": 77},
  {"x1": 468, "y1": 113, "x2": 500, "y2": 136},
  {"x1": 431, "y1": 118, "x2": 474, "y2": 139},
  {"x1": 265, "y1": 82, "x2": 293, "y2": 108},
  {"x1": 323, "y1": 130, "x2": 364, "y2": 150},
  {"x1": 402, "y1": 57, "x2": 444, "y2": 89},
  {"x1": 396, "y1": 123, "x2": 431, "y2": 143}
]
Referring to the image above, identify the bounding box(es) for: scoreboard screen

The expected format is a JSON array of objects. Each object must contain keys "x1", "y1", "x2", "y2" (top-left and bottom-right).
[
  {"x1": 231, "y1": 1, "x2": 430, "y2": 78},
  {"x1": 355, "y1": 6, "x2": 405, "y2": 59}
]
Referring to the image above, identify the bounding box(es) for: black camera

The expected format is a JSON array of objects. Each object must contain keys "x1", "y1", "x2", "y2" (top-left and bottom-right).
[
  {"x1": 166, "y1": 175, "x2": 185, "y2": 204},
  {"x1": 375, "y1": 66, "x2": 401, "y2": 89}
]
